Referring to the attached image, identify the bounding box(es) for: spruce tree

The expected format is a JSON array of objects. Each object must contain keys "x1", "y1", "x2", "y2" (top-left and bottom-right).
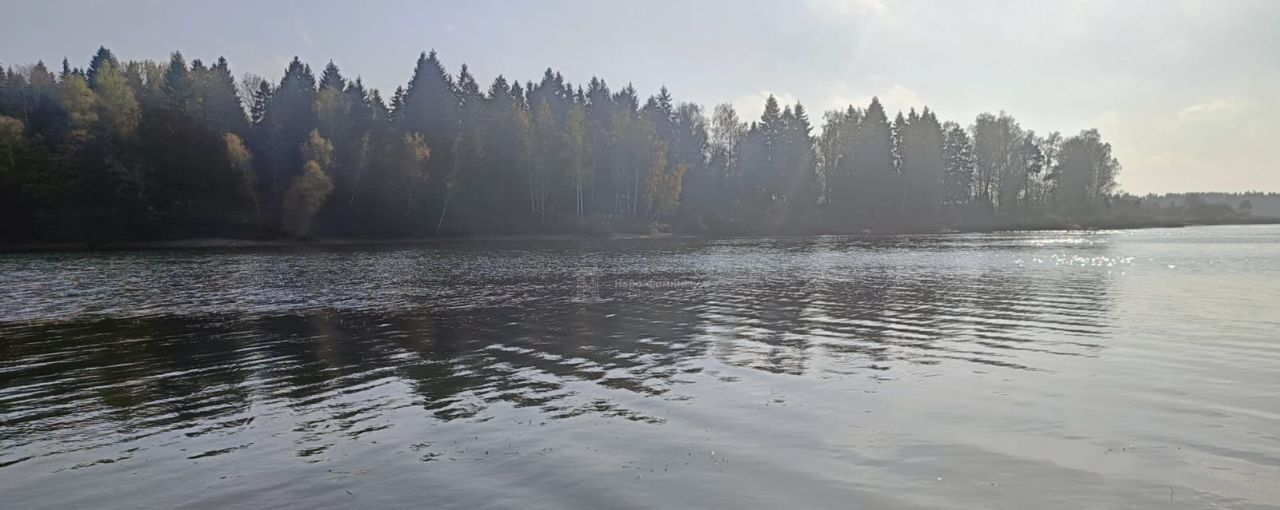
[
  {"x1": 261, "y1": 57, "x2": 317, "y2": 202},
  {"x1": 161, "y1": 52, "x2": 194, "y2": 112},
  {"x1": 86, "y1": 46, "x2": 119, "y2": 88},
  {"x1": 848, "y1": 97, "x2": 894, "y2": 220},
  {"x1": 318, "y1": 61, "x2": 345, "y2": 92},
  {"x1": 201, "y1": 57, "x2": 248, "y2": 135}
]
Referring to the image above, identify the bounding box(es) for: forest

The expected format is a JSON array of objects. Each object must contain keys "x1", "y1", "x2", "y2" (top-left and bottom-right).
[{"x1": 0, "y1": 47, "x2": 1251, "y2": 244}]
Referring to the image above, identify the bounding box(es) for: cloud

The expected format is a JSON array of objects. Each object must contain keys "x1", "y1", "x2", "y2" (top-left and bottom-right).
[
  {"x1": 1177, "y1": 99, "x2": 1242, "y2": 121},
  {"x1": 877, "y1": 84, "x2": 926, "y2": 114},
  {"x1": 824, "y1": 84, "x2": 926, "y2": 116}
]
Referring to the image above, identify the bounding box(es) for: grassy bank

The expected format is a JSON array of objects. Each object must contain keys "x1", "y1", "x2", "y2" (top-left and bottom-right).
[{"x1": 4, "y1": 215, "x2": 1277, "y2": 254}]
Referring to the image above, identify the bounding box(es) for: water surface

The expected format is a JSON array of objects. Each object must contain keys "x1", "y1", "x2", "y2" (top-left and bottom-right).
[{"x1": 2, "y1": 225, "x2": 1279, "y2": 509}]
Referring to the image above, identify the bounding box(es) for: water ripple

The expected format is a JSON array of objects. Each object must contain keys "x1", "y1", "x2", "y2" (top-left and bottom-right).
[{"x1": 2, "y1": 227, "x2": 1279, "y2": 508}]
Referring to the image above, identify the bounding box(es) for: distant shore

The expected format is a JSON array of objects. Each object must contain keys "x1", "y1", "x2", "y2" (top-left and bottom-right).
[{"x1": 3, "y1": 216, "x2": 1277, "y2": 254}]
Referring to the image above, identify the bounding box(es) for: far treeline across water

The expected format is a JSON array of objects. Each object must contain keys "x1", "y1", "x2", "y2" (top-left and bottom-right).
[{"x1": 0, "y1": 48, "x2": 1273, "y2": 244}]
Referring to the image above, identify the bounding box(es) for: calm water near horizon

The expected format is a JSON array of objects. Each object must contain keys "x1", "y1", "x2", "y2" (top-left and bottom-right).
[{"x1": 2, "y1": 225, "x2": 1278, "y2": 509}]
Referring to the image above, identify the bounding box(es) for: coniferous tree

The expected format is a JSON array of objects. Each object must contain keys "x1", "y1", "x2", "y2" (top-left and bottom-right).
[
  {"x1": 86, "y1": 46, "x2": 119, "y2": 89},
  {"x1": 848, "y1": 97, "x2": 894, "y2": 220},
  {"x1": 438, "y1": 63, "x2": 483, "y2": 232},
  {"x1": 200, "y1": 57, "x2": 247, "y2": 136},
  {"x1": 161, "y1": 52, "x2": 194, "y2": 112},
  {"x1": 261, "y1": 57, "x2": 316, "y2": 204},
  {"x1": 0, "y1": 47, "x2": 1133, "y2": 243},
  {"x1": 249, "y1": 80, "x2": 271, "y2": 125},
  {"x1": 891, "y1": 111, "x2": 907, "y2": 180},
  {"x1": 398, "y1": 51, "x2": 456, "y2": 229},
  {"x1": 737, "y1": 122, "x2": 771, "y2": 222},
  {"x1": 318, "y1": 61, "x2": 345, "y2": 92},
  {"x1": 781, "y1": 102, "x2": 817, "y2": 222},
  {"x1": 942, "y1": 121, "x2": 975, "y2": 206},
  {"x1": 901, "y1": 108, "x2": 945, "y2": 222},
  {"x1": 738, "y1": 95, "x2": 783, "y2": 217}
]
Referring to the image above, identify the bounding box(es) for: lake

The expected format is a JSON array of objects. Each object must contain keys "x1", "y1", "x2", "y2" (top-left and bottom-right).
[{"x1": 2, "y1": 225, "x2": 1278, "y2": 509}]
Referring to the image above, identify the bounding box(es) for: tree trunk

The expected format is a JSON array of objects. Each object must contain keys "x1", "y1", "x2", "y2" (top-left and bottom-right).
[
  {"x1": 528, "y1": 168, "x2": 536, "y2": 214},
  {"x1": 632, "y1": 167, "x2": 639, "y2": 220},
  {"x1": 406, "y1": 176, "x2": 416, "y2": 220},
  {"x1": 435, "y1": 186, "x2": 452, "y2": 234}
]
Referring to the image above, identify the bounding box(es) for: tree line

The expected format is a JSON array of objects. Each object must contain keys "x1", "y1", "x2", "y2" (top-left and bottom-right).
[
  {"x1": 0, "y1": 47, "x2": 1127, "y2": 242},
  {"x1": 1139, "y1": 192, "x2": 1280, "y2": 218}
]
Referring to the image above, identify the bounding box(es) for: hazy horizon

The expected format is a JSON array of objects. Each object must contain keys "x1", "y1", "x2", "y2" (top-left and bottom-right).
[{"x1": 2, "y1": 0, "x2": 1276, "y2": 195}]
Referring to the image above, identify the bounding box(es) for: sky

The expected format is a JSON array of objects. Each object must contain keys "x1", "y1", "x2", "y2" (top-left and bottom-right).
[{"x1": 3, "y1": 0, "x2": 1277, "y2": 194}]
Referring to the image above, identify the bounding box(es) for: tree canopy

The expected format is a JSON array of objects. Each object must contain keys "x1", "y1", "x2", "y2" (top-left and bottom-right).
[{"x1": 0, "y1": 47, "x2": 1139, "y2": 243}]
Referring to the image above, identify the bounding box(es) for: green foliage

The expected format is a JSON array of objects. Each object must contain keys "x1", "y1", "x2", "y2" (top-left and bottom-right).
[
  {"x1": 300, "y1": 129, "x2": 333, "y2": 171},
  {"x1": 1052, "y1": 129, "x2": 1120, "y2": 216},
  {"x1": 161, "y1": 52, "x2": 194, "y2": 111},
  {"x1": 86, "y1": 46, "x2": 119, "y2": 89},
  {"x1": 59, "y1": 73, "x2": 97, "y2": 140},
  {"x1": 225, "y1": 133, "x2": 260, "y2": 219},
  {"x1": 261, "y1": 57, "x2": 317, "y2": 202},
  {"x1": 201, "y1": 57, "x2": 247, "y2": 135},
  {"x1": 92, "y1": 61, "x2": 140, "y2": 138},
  {"x1": 399, "y1": 132, "x2": 431, "y2": 223},
  {"x1": 900, "y1": 108, "x2": 945, "y2": 222},
  {"x1": 281, "y1": 160, "x2": 333, "y2": 237},
  {"x1": 0, "y1": 47, "x2": 1136, "y2": 244},
  {"x1": 0, "y1": 115, "x2": 25, "y2": 173},
  {"x1": 942, "y1": 122, "x2": 975, "y2": 205}
]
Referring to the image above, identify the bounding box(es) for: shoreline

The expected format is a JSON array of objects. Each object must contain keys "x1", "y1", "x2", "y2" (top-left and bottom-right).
[{"x1": 3, "y1": 218, "x2": 1278, "y2": 254}]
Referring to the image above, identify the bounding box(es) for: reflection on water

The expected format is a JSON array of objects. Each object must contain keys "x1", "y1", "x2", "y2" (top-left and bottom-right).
[{"x1": 2, "y1": 226, "x2": 1279, "y2": 509}]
